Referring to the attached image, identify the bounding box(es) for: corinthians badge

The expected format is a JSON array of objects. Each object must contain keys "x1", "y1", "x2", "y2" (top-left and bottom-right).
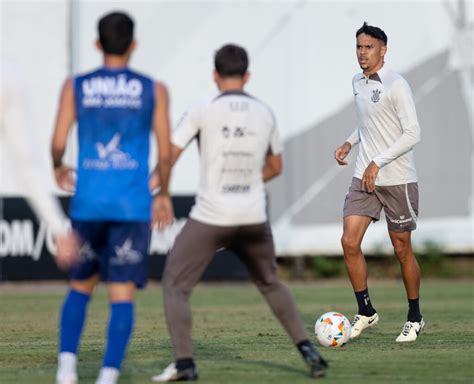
[{"x1": 371, "y1": 89, "x2": 382, "y2": 103}]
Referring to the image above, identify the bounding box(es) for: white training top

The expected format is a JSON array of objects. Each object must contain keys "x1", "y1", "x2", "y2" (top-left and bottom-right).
[
  {"x1": 346, "y1": 65, "x2": 421, "y2": 186},
  {"x1": 0, "y1": 60, "x2": 66, "y2": 235},
  {"x1": 173, "y1": 90, "x2": 282, "y2": 226}
]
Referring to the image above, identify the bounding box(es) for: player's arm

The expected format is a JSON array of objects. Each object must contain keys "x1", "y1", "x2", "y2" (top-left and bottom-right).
[
  {"x1": 170, "y1": 144, "x2": 183, "y2": 166},
  {"x1": 4, "y1": 74, "x2": 79, "y2": 270},
  {"x1": 371, "y1": 79, "x2": 420, "y2": 168},
  {"x1": 263, "y1": 152, "x2": 282, "y2": 182},
  {"x1": 151, "y1": 82, "x2": 174, "y2": 230},
  {"x1": 153, "y1": 82, "x2": 172, "y2": 195},
  {"x1": 51, "y1": 78, "x2": 76, "y2": 192},
  {"x1": 263, "y1": 110, "x2": 283, "y2": 182},
  {"x1": 336, "y1": 77, "x2": 361, "y2": 166},
  {"x1": 335, "y1": 128, "x2": 358, "y2": 165},
  {"x1": 149, "y1": 143, "x2": 183, "y2": 191},
  {"x1": 149, "y1": 103, "x2": 200, "y2": 188}
]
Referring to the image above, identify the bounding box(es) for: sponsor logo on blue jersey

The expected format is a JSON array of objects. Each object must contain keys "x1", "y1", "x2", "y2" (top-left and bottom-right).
[
  {"x1": 82, "y1": 133, "x2": 139, "y2": 171},
  {"x1": 81, "y1": 74, "x2": 143, "y2": 109}
]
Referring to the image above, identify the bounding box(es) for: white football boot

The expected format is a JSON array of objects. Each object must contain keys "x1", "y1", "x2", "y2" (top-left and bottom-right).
[
  {"x1": 395, "y1": 318, "x2": 425, "y2": 342},
  {"x1": 349, "y1": 313, "x2": 379, "y2": 339},
  {"x1": 152, "y1": 363, "x2": 178, "y2": 382},
  {"x1": 152, "y1": 362, "x2": 198, "y2": 382},
  {"x1": 96, "y1": 367, "x2": 120, "y2": 384},
  {"x1": 56, "y1": 352, "x2": 78, "y2": 384}
]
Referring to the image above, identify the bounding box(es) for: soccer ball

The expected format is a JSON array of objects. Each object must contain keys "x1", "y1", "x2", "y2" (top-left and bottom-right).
[{"x1": 314, "y1": 312, "x2": 351, "y2": 347}]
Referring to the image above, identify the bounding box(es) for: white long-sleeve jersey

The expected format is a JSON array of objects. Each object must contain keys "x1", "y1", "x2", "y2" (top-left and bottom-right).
[
  {"x1": 346, "y1": 65, "x2": 420, "y2": 186},
  {"x1": 0, "y1": 60, "x2": 66, "y2": 235}
]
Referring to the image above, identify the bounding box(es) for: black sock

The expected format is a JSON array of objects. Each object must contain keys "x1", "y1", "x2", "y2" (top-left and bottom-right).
[
  {"x1": 407, "y1": 298, "x2": 422, "y2": 322},
  {"x1": 296, "y1": 339, "x2": 316, "y2": 358},
  {"x1": 176, "y1": 358, "x2": 195, "y2": 371},
  {"x1": 354, "y1": 288, "x2": 376, "y2": 316}
]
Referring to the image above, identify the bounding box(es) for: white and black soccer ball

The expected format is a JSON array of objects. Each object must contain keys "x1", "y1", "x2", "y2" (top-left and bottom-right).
[{"x1": 314, "y1": 312, "x2": 351, "y2": 348}]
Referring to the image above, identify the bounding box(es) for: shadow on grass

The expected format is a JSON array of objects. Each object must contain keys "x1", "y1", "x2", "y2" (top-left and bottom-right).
[{"x1": 242, "y1": 359, "x2": 308, "y2": 376}]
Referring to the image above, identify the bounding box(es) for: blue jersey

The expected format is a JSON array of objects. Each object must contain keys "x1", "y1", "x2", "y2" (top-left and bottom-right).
[{"x1": 71, "y1": 67, "x2": 155, "y2": 221}]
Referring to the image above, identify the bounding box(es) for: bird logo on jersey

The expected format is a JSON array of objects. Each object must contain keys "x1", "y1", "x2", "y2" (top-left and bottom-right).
[
  {"x1": 83, "y1": 133, "x2": 138, "y2": 170},
  {"x1": 78, "y1": 242, "x2": 96, "y2": 262},
  {"x1": 95, "y1": 133, "x2": 127, "y2": 161},
  {"x1": 371, "y1": 89, "x2": 382, "y2": 103},
  {"x1": 111, "y1": 238, "x2": 143, "y2": 265}
]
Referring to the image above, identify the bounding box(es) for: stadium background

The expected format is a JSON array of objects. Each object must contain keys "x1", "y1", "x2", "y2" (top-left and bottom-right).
[{"x1": 0, "y1": 0, "x2": 472, "y2": 281}]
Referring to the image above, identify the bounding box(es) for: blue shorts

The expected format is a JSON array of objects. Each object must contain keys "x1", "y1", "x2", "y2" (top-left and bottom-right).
[{"x1": 70, "y1": 221, "x2": 150, "y2": 288}]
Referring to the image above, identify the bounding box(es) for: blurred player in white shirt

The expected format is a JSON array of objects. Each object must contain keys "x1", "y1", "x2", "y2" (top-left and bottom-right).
[
  {"x1": 152, "y1": 44, "x2": 327, "y2": 382},
  {"x1": 0, "y1": 59, "x2": 79, "y2": 270}
]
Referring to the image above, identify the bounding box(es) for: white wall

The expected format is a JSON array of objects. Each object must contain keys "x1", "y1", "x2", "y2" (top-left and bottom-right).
[{"x1": 1, "y1": 0, "x2": 69, "y2": 195}]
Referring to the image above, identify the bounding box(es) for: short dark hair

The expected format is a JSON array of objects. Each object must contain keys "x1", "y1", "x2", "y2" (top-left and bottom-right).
[
  {"x1": 356, "y1": 22, "x2": 387, "y2": 45},
  {"x1": 214, "y1": 44, "x2": 248, "y2": 77},
  {"x1": 98, "y1": 12, "x2": 134, "y2": 55}
]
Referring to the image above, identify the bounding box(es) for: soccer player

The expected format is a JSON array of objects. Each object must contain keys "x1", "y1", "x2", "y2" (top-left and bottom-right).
[
  {"x1": 334, "y1": 22, "x2": 423, "y2": 342},
  {"x1": 0, "y1": 59, "x2": 79, "y2": 270},
  {"x1": 51, "y1": 12, "x2": 174, "y2": 384},
  {"x1": 152, "y1": 44, "x2": 327, "y2": 382}
]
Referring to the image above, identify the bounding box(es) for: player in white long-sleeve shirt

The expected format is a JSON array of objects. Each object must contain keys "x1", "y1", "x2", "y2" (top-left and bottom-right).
[
  {"x1": 334, "y1": 23, "x2": 424, "y2": 342},
  {"x1": 0, "y1": 59, "x2": 79, "y2": 270}
]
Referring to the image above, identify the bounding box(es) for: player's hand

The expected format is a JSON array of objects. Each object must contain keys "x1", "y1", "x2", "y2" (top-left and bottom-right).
[
  {"x1": 335, "y1": 142, "x2": 352, "y2": 165},
  {"x1": 362, "y1": 161, "x2": 380, "y2": 193},
  {"x1": 54, "y1": 165, "x2": 76, "y2": 192},
  {"x1": 149, "y1": 167, "x2": 161, "y2": 193},
  {"x1": 152, "y1": 193, "x2": 174, "y2": 231},
  {"x1": 54, "y1": 231, "x2": 80, "y2": 271}
]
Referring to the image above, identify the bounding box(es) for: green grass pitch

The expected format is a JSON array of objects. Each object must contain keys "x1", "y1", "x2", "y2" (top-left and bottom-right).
[{"x1": 1, "y1": 279, "x2": 473, "y2": 383}]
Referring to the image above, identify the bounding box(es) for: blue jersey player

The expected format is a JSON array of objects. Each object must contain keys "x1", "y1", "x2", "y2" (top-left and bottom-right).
[{"x1": 51, "y1": 12, "x2": 173, "y2": 384}]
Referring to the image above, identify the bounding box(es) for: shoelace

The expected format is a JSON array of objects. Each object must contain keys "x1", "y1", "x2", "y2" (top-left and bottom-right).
[
  {"x1": 351, "y1": 315, "x2": 361, "y2": 327},
  {"x1": 402, "y1": 322, "x2": 413, "y2": 336}
]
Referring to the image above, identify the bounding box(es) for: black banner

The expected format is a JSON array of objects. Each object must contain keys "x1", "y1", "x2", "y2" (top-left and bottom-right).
[{"x1": 0, "y1": 197, "x2": 248, "y2": 281}]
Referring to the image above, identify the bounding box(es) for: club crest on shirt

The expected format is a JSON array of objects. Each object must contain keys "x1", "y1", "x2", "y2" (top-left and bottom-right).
[{"x1": 371, "y1": 89, "x2": 382, "y2": 103}]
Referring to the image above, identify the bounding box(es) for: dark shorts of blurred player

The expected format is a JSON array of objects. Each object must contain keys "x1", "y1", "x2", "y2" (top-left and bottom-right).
[{"x1": 70, "y1": 221, "x2": 151, "y2": 288}]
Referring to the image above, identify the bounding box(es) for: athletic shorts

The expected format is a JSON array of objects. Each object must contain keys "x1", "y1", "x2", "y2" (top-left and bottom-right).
[
  {"x1": 70, "y1": 221, "x2": 150, "y2": 288},
  {"x1": 343, "y1": 177, "x2": 419, "y2": 232}
]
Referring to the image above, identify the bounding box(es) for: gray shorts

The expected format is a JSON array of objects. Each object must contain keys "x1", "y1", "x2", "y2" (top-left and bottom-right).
[{"x1": 343, "y1": 177, "x2": 419, "y2": 232}]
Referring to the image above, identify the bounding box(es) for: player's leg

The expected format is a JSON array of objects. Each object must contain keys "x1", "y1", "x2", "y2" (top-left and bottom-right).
[
  {"x1": 341, "y1": 178, "x2": 382, "y2": 338},
  {"x1": 389, "y1": 232, "x2": 424, "y2": 342},
  {"x1": 153, "y1": 219, "x2": 234, "y2": 382},
  {"x1": 57, "y1": 221, "x2": 104, "y2": 384},
  {"x1": 342, "y1": 215, "x2": 379, "y2": 334},
  {"x1": 230, "y1": 222, "x2": 327, "y2": 378},
  {"x1": 382, "y1": 182, "x2": 423, "y2": 342},
  {"x1": 341, "y1": 215, "x2": 373, "y2": 292},
  {"x1": 96, "y1": 221, "x2": 149, "y2": 384},
  {"x1": 389, "y1": 231, "x2": 420, "y2": 304},
  {"x1": 57, "y1": 276, "x2": 99, "y2": 384},
  {"x1": 96, "y1": 282, "x2": 136, "y2": 384}
]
